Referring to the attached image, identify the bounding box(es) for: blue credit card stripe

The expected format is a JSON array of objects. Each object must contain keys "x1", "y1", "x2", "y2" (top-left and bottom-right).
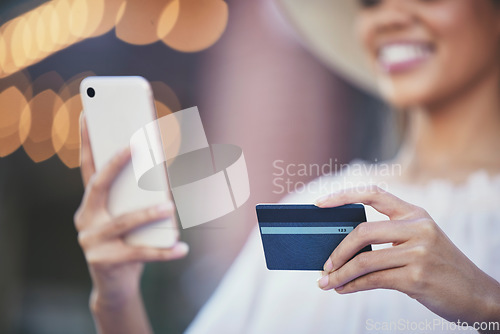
[{"x1": 260, "y1": 226, "x2": 354, "y2": 235}]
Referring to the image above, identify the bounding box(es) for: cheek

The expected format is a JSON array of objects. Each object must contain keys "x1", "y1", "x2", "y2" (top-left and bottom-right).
[
  {"x1": 428, "y1": 1, "x2": 496, "y2": 69},
  {"x1": 382, "y1": 1, "x2": 499, "y2": 107},
  {"x1": 427, "y1": 3, "x2": 498, "y2": 99},
  {"x1": 355, "y1": 12, "x2": 377, "y2": 60}
]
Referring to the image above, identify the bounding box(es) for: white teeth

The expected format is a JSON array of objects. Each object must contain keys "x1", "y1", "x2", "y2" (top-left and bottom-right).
[{"x1": 379, "y1": 44, "x2": 430, "y2": 65}]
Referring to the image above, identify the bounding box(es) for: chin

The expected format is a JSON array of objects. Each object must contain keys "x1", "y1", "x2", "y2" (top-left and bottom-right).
[{"x1": 376, "y1": 75, "x2": 443, "y2": 109}]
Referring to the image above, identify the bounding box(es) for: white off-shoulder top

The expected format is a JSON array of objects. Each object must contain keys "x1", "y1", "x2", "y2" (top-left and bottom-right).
[{"x1": 187, "y1": 167, "x2": 500, "y2": 333}]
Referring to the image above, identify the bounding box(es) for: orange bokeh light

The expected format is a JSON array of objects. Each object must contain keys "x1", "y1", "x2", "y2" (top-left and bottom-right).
[
  {"x1": 161, "y1": 0, "x2": 228, "y2": 52},
  {"x1": 157, "y1": 0, "x2": 180, "y2": 40},
  {"x1": 0, "y1": 71, "x2": 33, "y2": 156},
  {"x1": 22, "y1": 71, "x2": 64, "y2": 163},
  {"x1": 151, "y1": 81, "x2": 181, "y2": 116},
  {"x1": 35, "y1": 3, "x2": 55, "y2": 57},
  {"x1": 22, "y1": 89, "x2": 63, "y2": 162},
  {"x1": 51, "y1": 72, "x2": 94, "y2": 168},
  {"x1": 52, "y1": 0, "x2": 72, "y2": 48},
  {"x1": 115, "y1": 0, "x2": 179, "y2": 45},
  {"x1": 1, "y1": 17, "x2": 22, "y2": 76},
  {"x1": 12, "y1": 17, "x2": 29, "y2": 68},
  {"x1": 53, "y1": 94, "x2": 83, "y2": 168},
  {"x1": 24, "y1": 10, "x2": 41, "y2": 62},
  {"x1": 90, "y1": 0, "x2": 126, "y2": 38},
  {"x1": 69, "y1": 0, "x2": 89, "y2": 39},
  {"x1": 155, "y1": 100, "x2": 181, "y2": 164},
  {"x1": 0, "y1": 33, "x2": 5, "y2": 76},
  {"x1": 0, "y1": 86, "x2": 30, "y2": 157}
]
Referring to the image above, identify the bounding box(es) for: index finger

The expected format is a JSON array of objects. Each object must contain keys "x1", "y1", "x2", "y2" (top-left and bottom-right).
[
  {"x1": 314, "y1": 185, "x2": 419, "y2": 220},
  {"x1": 80, "y1": 113, "x2": 95, "y2": 187}
]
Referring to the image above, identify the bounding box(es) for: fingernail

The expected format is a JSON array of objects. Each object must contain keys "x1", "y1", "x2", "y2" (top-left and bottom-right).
[
  {"x1": 323, "y1": 258, "x2": 334, "y2": 272},
  {"x1": 122, "y1": 147, "x2": 131, "y2": 156},
  {"x1": 156, "y1": 202, "x2": 174, "y2": 214},
  {"x1": 335, "y1": 285, "x2": 344, "y2": 292},
  {"x1": 175, "y1": 242, "x2": 189, "y2": 254},
  {"x1": 317, "y1": 275, "x2": 329, "y2": 289}
]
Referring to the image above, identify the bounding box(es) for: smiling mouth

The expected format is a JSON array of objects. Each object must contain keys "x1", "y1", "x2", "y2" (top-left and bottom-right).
[{"x1": 378, "y1": 42, "x2": 434, "y2": 74}]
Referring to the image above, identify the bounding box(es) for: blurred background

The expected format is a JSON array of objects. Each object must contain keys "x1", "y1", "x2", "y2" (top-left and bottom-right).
[{"x1": 0, "y1": 0, "x2": 395, "y2": 333}]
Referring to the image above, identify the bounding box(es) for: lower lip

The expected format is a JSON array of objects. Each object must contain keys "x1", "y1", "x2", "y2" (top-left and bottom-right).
[{"x1": 379, "y1": 54, "x2": 431, "y2": 74}]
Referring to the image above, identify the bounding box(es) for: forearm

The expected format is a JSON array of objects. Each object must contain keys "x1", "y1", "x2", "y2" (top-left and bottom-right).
[{"x1": 90, "y1": 288, "x2": 153, "y2": 334}]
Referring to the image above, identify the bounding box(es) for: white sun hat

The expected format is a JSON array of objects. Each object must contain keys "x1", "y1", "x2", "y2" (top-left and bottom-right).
[{"x1": 276, "y1": 0, "x2": 378, "y2": 94}]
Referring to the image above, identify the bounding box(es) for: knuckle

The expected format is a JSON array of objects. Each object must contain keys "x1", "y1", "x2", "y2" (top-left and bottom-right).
[
  {"x1": 77, "y1": 231, "x2": 90, "y2": 249},
  {"x1": 89, "y1": 176, "x2": 105, "y2": 193},
  {"x1": 355, "y1": 252, "x2": 370, "y2": 270},
  {"x1": 337, "y1": 190, "x2": 349, "y2": 203},
  {"x1": 112, "y1": 218, "x2": 129, "y2": 233},
  {"x1": 366, "y1": 272, "x2": 383, "y2": 288},
  {"x1": 73, "y1": 209, "x2": 84, "y2": 230},
  {"x1": 409, "y1": 265, "x2": 426, "y2": 289},
  {"x1": 418, "y1": 218, "x2": 438, "y2": 238},
  {"x1": 410, "y1": 245, "x2": 429, "y2": 260},
  {"x1": 415, "y1": 206, "x2": 429, "y2": 217},
  {"x1": 327, "y1": 270, "x2": 339, "y2": 287},
  {"x1": 367, "y1": 184, "x2": 383, "y2": 194},
  {"x1": 130, "y1": 209, "x2": 155, "y2": 225},
  {"x1": 144, "y1": 207, "x2": 158, "y2": 220},
  {"x1": 86, "y1": 253, "x2": 106, "y2": 267},
  {"x1": 355, "y1": 222, "x2": 371, "y2": 240}
]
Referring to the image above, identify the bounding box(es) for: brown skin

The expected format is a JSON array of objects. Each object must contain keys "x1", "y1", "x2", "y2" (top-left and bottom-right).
[
  {"x1": 316, "y1": 187, "x2": 500, "y2": 325},
  {"x1": 356, "y1": 0, "x2": 500, "y2": 109},
  {"x1": 75, "y1": 117, "x2": 188, "y2": 334},
  {"x1": 317, "y1": 0, "x2": 500, "y2": 330}
]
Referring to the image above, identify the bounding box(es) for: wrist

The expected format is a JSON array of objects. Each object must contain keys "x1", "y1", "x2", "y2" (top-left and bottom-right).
[
  {"x1": 89, "y1": 286, "x2": 141, "y2": 315},
  {"x1": 483, "y1": 283, "x2": 500, "y2": 321}
]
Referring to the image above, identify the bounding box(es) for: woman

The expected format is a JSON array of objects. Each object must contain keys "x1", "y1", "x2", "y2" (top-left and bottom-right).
[{"x1": 75, "y1": 0, "x2": 500, "y2": 332}]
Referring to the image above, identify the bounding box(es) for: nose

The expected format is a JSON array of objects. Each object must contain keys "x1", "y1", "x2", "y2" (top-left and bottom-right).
[{"x1": 371, "y1": 0, "x2": 415, "y2": 33}]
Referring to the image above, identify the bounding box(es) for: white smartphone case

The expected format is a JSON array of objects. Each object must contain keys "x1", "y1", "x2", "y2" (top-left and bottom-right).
[{"x1": 80, "y1": 76, "x2": 178, "y2": 248}]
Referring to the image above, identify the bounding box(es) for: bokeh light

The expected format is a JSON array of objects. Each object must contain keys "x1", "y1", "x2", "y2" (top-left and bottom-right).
[
  {"x1": 0, "y1": 33, "x2": 5, "y2": 76},
  {"x1": 52, "y1": 0, "x2": 72, "y2": 48},
  {"x1": 155, "y1": 100, "x2": 182, "y2": 165},
  {"x1": 22, "y1": 72, "x2": 65, "y2": 163},
  {"x1": 0, "y1": 71, "x2": 33, "y2": 157},
  {"x1": 0, "y1": 0, "x2": 228, "y2": 165},
  {"x1": 0, "y1": 87, "x2": 30, "y2": 157},
  {"x1": 52, "y1": 72, "x2": 94, "y2": 168},
  {"x1": 0, "y1": 0, "x2": 228, "y2": 77},
  {"x1": 69, "y1": 0, "x2": 88, "y2": 39},
  {"x1": 35, "y1": 3, "x2": 56, "y2": 57},
  {"x1": 151, "y1": 81, "x2": 181, "y2": 116},
  {"x1": 157, "y1": 0, "x2": 180, "y2": 40},
  {"x1": 161, "y1": 0, "x2": 228, "y2": 52},
  {"x1": 1, "y1": 17, "x2": 21, "y2": 76},
  {"x1": 115, "y1": 0, "x2": 178, "y2": 45},
  {"x1": 88, "y1": 0, "x2": 124, "y2": 38},
  {"x1": 12, "y1": 17, "x2": 30, "y2": 68},
  {"x1": 23, "y1": 10, "x2": 39, "y2": 62}
]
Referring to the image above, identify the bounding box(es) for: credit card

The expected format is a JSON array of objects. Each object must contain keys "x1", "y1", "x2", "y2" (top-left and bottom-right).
[{"x1": 256, "y1": 204, "x2": 371, "y2": 270}]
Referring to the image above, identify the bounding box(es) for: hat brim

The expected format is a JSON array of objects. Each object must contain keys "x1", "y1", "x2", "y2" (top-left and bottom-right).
[{"x1": 277, "y1": 0, "x2": 378, "y2": 95}]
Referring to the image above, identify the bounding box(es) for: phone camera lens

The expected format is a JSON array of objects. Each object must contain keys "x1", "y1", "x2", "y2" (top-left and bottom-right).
[{"x1": 87, "y1": 87, "x2": 95, "y2": 98}]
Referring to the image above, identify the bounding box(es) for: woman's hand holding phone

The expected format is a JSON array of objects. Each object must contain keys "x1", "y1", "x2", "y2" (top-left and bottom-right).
[
  {"x1": 74, "y1": 118, "x2": 188, "y2": 333},
  {"x1": 315, "y1": 186, "x2": 500, "y2": 327}
]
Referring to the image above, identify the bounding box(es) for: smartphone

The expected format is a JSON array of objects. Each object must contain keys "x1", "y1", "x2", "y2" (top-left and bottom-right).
[
  {"x1": 80, "y1": 76, "x2": 178, "y2": 248},
  {"x1": 256, "y1": 204, "x2": 371, "y2": 270}
]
